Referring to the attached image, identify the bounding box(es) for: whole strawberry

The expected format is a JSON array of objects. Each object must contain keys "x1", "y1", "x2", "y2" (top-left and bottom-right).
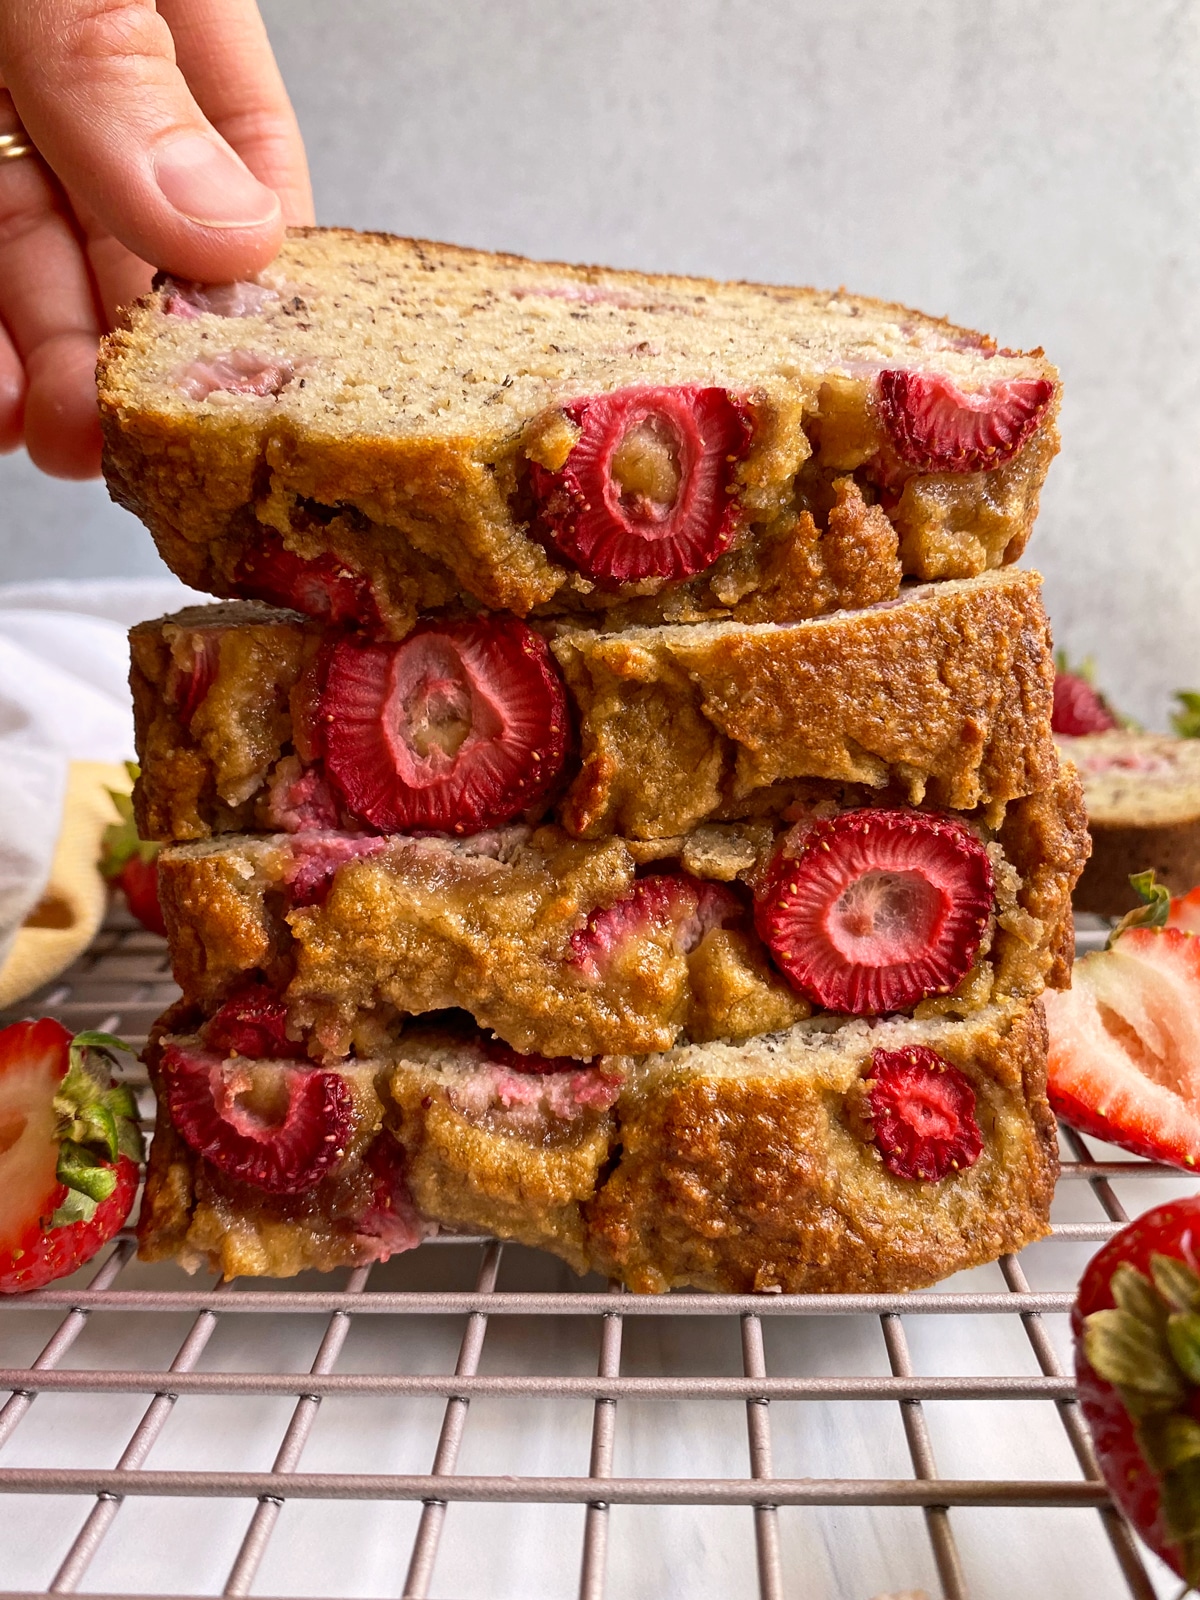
[
  {"x1": 1074, "y1": 1199, "x2": 1200, "y2": 1586},
  {"x1": 99, "y1": 763, "x2": 166, "y2": 938},
  {"x1": 1051, "y1": 653, "x2": 1120, "y2": 737},
  {"x1": 0, "y1": 1020, "x2": 142, "y2": 1294}
]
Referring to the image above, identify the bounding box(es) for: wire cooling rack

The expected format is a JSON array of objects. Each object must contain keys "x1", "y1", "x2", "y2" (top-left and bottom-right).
[{"x1": 0, "y1": 911, "x2": 1190, "y2": 1600}]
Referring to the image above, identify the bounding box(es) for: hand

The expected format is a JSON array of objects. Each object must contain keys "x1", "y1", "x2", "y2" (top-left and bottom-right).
[{"x1": 0, "y1": 0, "x2": 313, "y2": 480}]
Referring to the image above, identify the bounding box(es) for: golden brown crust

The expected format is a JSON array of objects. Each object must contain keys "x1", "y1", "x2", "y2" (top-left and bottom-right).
[
  {"x1": 131, "y1": 570, "x2": 1058, "y2": 844},
  {"x1": 584, "y1": 1000, "x2": 1056, "y2": 1293},
  {"x1": 98, "y1": 229, "x2": 1059, "y2": 639},
  {"x1": 553, "y1": 570, "x2": 1057, "y2": 836},
  {"x1": 995, "y1": 762, "x2": 1091, "y2": 991}
]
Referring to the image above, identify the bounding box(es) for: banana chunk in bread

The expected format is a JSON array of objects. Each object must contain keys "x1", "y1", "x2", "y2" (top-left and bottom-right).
[
  {"x1": 156, "y1": 770, "x2": 1087, "y2": 1062},
  {"x1": 99, "y1": 230, "x2": 1059, "y2": 638},
  {"x1": 1058, "y1": 731, "x2": 1200, "y2": 914},
  {"x1": 131, "y1": 570, "x2": 1058, "y2": 845}
]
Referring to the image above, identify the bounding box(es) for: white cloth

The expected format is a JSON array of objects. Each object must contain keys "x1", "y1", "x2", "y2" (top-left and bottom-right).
[{"x1": 0, "y1": 577, "x2": 212, "y2": 971}]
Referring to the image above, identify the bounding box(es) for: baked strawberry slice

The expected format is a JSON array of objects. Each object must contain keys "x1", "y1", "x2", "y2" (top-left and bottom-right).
[
  {"x1": 167, "y1": 631, "x2": 220, "y2": 727},
  {"x1": 529, "y1": 385, "x2": 753, "y2": 584},
  {"x1": 865, "y1": 1045, "x2": 983, "y2": 1181},
  {"x1": 1073, "y1": 1198, "x2": 1200, "y2": 1587},
  {"x1": 1045, "y1": 924, "x2": 1200, "y2": 1167},
  {"x1": 876, "y1": 370, "x2": 1054, "y2": 473},
  {"x1": 1051, "y1": 654, "x2": 1120, "y2": 736},
  {"x1": 754, "y1": 809, "x2": 994, "y2": 1015},
  {"x1": 201, "y1": 982, "x2": 307, "y2": 1061},
  {"x1": 234, "y1": 531, "x2": 381, "y2": 629},
  {"x1": 99, "y1": 766, "x2": 166, "y2": 938},
  {"x1": 0, "y1": 1021, "x2": 142, "y2": 1294},
  {"x1": 321, "y1": 618, "x2": 568, "y2": 833},
  {"x1": 160, "y1": 1042, "x2": 352, "y2": 1194},
  {"x1": 569, "y1": 872, "x2": 742, "y2": 980}
]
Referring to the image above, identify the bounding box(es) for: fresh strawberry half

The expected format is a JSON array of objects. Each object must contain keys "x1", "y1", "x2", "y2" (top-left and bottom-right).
[
  {"x1": 160, "y1": 1042, "x2": 351, "y2": 1195},
  {"x1": 1051, "y1": 653, "x2": 1120, "y2": 736},
  {"x1": 201, "y1": 983, "x2": 306, "y2": 1061},
  {"x1": 865, "y1": 1045, "x2": 983, "y2": 1182},
  {"x1": 1073, "y1": 1198, "x2": 1200, "y2": 1587},
  {"x1": 754, "y1": 809, "x2": 994, "y2": 1015},
  {"x1": 529, "y1": 385, "x2": 753, "y2": 585},
  {"x1": 569, "y1": 872, "x2": 741, "y2": 981},
  {"x1": 321, "y1": 618, "x2": 569, "y2": 833},
  {"x1": 100, "y1": 764, "x2": 166, "y2": 938},
  {"x1": 0, "y1": 1021, "x2": 142, "y2": 1294},
  {"x1": 876, "y1": 370, "x2": 1053, "y2": 474},
  {"x1": 1170, "y1": 888, "x2": 1200, "y2": 935},
  {"x1": 234, "y1": 532, "x2": 381, "y2": 629},
  {"x1": 1045, "y1": 923, "x2": 1200, "y2": 1167}
]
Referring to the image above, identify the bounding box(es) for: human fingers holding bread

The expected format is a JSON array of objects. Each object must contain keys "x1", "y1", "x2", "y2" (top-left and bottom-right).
[{"x1": 0, "y1": 0, "x2": 312, "y2": 479}]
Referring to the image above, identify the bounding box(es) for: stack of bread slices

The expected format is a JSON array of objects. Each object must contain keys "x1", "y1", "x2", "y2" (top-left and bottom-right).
[{"x1": 98, "y1": 230, "x2": 1089, "y2": 1290}]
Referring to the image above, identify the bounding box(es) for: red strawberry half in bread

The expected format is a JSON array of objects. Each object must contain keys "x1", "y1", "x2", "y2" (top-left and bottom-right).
[
  {"x1": 235, "y1": 531, "x2": 382, "y2": 630},
  {"x1": 160, "y1": 1041, "x2": 352, "y2": 1195},
  {"x1": 865, "y1": 1045, "x2": 983, "y2": 1181},
  {"x1": 321, "y1": 618, "x2": 568, "y2": 833},
  {"x1": 0, "y1": 1021, "x2": 142, "y2": 1294},
  {"x1": 1045, "y1": 924, "x2": 1200, "y2": 1168},
  {"x1": 530, "y1": 385, "x2": 753, "y2": 584},
  {"x1": 201, "y1": 982, "x2": 306, "y2": 1061},
  {"x1": 1073, "y1": 1199, "x2": 1200, "y2": 1588},
  {"x1": 877, "y1": 371, "x2": 1054, "y2": 474},
  {"x1": 754, "y1": 809, "x2": 994, "y2": 1015},
  {"x1": 569, "y1": 872, "x2": 742, "y2": 980}
]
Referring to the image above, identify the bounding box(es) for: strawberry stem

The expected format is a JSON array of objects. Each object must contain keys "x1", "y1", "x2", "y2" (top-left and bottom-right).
[
  {"x1": 48, "y1": 1032, "x2": 143, "y2": 1224},
  {"x1": 1109, "y1": 871, "x2": 1172, "y2": 945}
]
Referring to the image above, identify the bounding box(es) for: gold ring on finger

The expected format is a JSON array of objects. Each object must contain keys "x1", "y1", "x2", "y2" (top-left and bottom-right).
[{"x1": 0, "y1": 130, "x2": 36, "y2": 162}]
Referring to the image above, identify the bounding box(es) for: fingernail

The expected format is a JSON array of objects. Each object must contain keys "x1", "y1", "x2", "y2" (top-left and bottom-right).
[{"x1": 154, "y1": 132, "x2": 280, "y2": 229}]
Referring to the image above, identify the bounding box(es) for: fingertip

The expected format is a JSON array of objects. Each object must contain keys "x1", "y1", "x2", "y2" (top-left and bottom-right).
[
  {"x1": 0, "y1": 336, "x2": 27, "y2": 455},
  {"x1": 151, "y1": 129, "x2": 286, "y2": 278},
  {"x1": 23, "y1": 333, "x2": 103, "y2": 479}
]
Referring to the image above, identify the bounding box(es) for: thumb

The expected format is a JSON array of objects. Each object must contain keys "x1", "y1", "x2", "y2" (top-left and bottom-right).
[{"x1": 0, "y1": 0, "x2": 284, "y2": 282}]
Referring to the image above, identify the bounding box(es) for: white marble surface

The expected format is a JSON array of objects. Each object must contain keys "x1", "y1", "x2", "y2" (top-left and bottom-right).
[
  {"x1": 1, "y1": 0, "x2": 1198, "y2": 728},
  {"x1": 0, "y1": 1143, "x2": 1190, "y2": 1600}
]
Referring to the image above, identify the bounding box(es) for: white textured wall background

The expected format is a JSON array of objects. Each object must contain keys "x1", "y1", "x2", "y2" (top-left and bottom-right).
[{"x1": 0, "y1": 0, "x2": 1196, "y2": 725}]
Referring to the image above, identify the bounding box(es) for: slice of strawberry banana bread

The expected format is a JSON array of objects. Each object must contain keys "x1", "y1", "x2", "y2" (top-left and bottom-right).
[
  {"x1": 1057, "y1": 732, "x2": 1200, "y2": 914},
  {"x1": 130, "y1": 569, "x2": 1057, "y2": 845},
  {"x1": 153, "y1": 765, "x2": 1087, "y2": 1064},
  {"x1": 138, "y1": 1004, "x2": 429, "y2": 1278},
  {"x1": 98, "y1": 231, "x2": 1059, "y2": 640},
  {"x1": 138, "y1": 996, "x2": 1056, "y2": 1290}
]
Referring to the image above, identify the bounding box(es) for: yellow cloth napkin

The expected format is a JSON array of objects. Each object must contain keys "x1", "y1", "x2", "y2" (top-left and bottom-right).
[{"x1": 0, "y1": 760, "x2": 126, "y2": 1010}]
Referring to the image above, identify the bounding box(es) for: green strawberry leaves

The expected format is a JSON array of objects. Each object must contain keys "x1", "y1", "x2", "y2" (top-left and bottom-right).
[
  {"x1": 50, "y1": 1031, "x2": 143, "y2": 1225},
  {"x1": 1086, "y1": 1253, "x2": 1200, "y2": 1583},
  {"x1": 100, "y1": 762, "x2": 159, "y2": 880},
  {"x1": 1172, "y1": 691, "x2": 1200, "y2": 740}
]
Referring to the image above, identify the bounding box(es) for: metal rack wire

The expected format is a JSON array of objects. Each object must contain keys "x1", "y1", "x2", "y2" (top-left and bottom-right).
[{"x1": 0, "y1": 912, "x2": 1185, "y2": 1600}]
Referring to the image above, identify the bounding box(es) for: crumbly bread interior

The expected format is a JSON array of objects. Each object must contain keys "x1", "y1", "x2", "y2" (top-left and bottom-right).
[
  {"x1": 1058, "y1": 733, "x2": 1200, "y2": 827},
  {"x1": 101, "y1": 230, "x2": 1054, "y2": 444}
]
